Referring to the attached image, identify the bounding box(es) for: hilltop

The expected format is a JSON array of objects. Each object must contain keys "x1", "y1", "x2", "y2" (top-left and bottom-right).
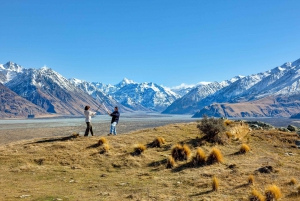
[{"x1": 0, "y1": 121, "x2": 299, "y2": 201}]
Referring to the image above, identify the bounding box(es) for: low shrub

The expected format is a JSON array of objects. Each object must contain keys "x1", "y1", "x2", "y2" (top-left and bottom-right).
[
  {"x1": 192, "y1": 148, "x2": 206, "y2": 166},
  {"x1": 207, "y1": 147, "x2": 224, "y2": 164},
  {"x1": 249, "y1": 189, "x2": 265, "y2": 201},
  {"x1": 197, "y1": 115, "x2": 227, "y2": 144},
  {"x1": 166, "y1": 156, "x2": 175, "y2": 169},
  {"x1": 171, "y1": 144, "x2": 191, "y2": 161},
  {"x1": 264, "y1": 184, "x2": 282, "y2": 201},
  {"x1": 240, "y1": 143, "x2": 250, "y2": 154},
  {"x1": 212, "y1": 176, "x2": 219, "y2": 191}
]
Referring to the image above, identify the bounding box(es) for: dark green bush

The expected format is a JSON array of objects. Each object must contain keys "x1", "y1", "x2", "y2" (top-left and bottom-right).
[{"x1": 197, "y1": 115, "x2": 227, "y2": 144}]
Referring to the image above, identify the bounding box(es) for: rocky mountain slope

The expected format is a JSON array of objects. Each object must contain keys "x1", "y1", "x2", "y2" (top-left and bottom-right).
[
  {"x1": 0, "y1": 83, "x2": 47, "y2": 118},
  {"x1": 165, "y1": 58, "x2": 300, "y2": 117},
  {"x1": 5, "y1": 67, "x2": 102, "y2": 115}
]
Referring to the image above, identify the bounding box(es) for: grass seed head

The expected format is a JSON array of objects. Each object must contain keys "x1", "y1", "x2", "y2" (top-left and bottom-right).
[
  {"x1": 207, "y1": 147, "x2": 224, "y2": 164},
  {"x1": 249, "y1": 189, "x2": 265, "y2": 201},
  {"x1": 265, "y1": 184, "x2": 282, "y2": 201},
  {"x1": 212, "y1": 176, "x2": 219, "y2": 191},
  {"x1": 100, "y1": 144, "x2": 110, "y2": 154},
  {"x1": 150, "y1": 137, "x2": 166, "y2": 147},
  {"x1": 240, "y1": 143, "x2": 250, "y2": 154}
]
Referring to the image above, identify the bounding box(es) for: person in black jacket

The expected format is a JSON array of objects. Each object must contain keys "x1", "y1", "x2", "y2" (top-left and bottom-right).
[{"x1": 107, "y1": 106, "x2": 120, "y2": 136}]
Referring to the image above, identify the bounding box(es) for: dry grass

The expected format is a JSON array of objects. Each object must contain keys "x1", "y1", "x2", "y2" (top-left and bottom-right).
[
  {"x1": 207, "y1": 147, "x2": 224, "y2": 164},
  {"x1": 249, "y1": 189, "x2": 265, "y2": 201},
  {"x1": 100, "y1": 143, "x2": 110, "y2": 154},
  {"x1": 0, "y1": 122, "x2": 299, "y2": 200},
  {"x1": 224, "y1": 119, "x2": 234, "y2": 126},
  {"x1": 265, "y1": 184, "x2": 282, "y2": 201},
  {"x1": 297, "y1": 185, "x2": 300, "y2": 193},
  {"x1": 98, "y1": 137, "x2": 107, "y2": 145},
  {"x1": 192, "y1": 147, "x2": 206, "y2": 166},
  {"x1": 240, "y1": 143, "x2": 251, "y2": 154},
  {"x1": 212, "y1": 176, "x2": 219, "y2": 191}
]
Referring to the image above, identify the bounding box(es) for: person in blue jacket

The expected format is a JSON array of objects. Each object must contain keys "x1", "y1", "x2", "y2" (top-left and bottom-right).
[{"x1": 107, "y1": 106, "x2": 120, "y2": 136}]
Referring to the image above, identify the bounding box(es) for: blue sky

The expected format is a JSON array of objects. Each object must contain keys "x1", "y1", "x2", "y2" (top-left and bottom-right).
[{"x1": 1, "y1": 0, "x2": 300, "y2": 87}]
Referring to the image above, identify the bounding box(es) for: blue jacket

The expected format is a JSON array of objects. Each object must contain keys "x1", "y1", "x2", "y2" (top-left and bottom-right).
[{"x1": 110, "y1": 111, "x2": 120, "y2": 123}]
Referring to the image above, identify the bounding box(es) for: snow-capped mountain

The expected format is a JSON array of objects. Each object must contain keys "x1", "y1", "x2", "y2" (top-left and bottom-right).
[
  {"x1": 163, "y1": 77, "x2": 243, "y2": 114},
  {"x1": 69, "y1": 78, "x2": 132, "y2": 113},
  {"x1": 111, "y1": 78, "x2": 180, "y2": 111},
  {"x1": 5, "y1": 66, "x2": 102, "y2": 115},
  {"x1": 0, "y1": 61, "x2": 23, "y2": 84},
  {"x1": 70, "y1": 77, "x2": 180, "y2": 112}
]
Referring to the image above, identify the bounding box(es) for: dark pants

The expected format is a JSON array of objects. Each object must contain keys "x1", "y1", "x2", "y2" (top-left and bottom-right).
[{"x1": 85, "y1": 122, "x2": 93, "y2": 136}]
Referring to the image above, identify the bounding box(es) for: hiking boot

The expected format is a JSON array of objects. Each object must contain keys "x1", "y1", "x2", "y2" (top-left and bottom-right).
[{"x1": 107, "y1": 133, "x2": 112, "y2": 136}]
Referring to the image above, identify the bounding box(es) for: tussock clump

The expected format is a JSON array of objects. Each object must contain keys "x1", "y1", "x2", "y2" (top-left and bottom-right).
[
  {"x1": 133, "y1": 144, "x2": 146, "y2": 156},
  {"x1": 289, "y1": 178, "x2": 297, "y2": 185},
  {"x1": 240, "y1": 143, "x2": 250, "y2": 154},
  {"x1": 171, "y1": 144, "x2": 191, "y2": 161},
  {"x1": 264, "y1": 184, "x2": 282, "y2": 201},
  {"x1": 100, "y1": 144, "x2": 110, "y2": 154},
  {"x1": 248, "y1": 175, "x2": 255, "y2": 185},
  {"x1": 98, "y1": 137, "x2": 107, "y2": 146},
  {"x1": 197, "y1": 115, "x2": 227, "y2": 144},
  {"x1": 297, "y1": 185, "x2": 300, "y2": 193},
  {"x1": 226, "y1": 131, "x2": 233, "y2": 138},
  {"x1": 212, "y1": 176, "x2": 219, "y2": 191},
  {"x1": 192, "y1": 148, "x2": 206, "y2": 166},
  {"x1": 149, "y1": 137, "x2": 166, "y2": 148},
  {"x1": 224, "y1": 119, "x2": 234, "y2": 126},
  {"x1": 207, "y1": 147, "x2": 224, "y2": 164},
  {"x1": 249, "y1": 189, "x2": 265, "y2": 201},
  {"x1": 166, "y1": 156, "x2": 176, "y2": 169}
]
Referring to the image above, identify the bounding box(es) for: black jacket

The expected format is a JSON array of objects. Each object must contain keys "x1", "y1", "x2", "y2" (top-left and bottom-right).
[{"x1": 110, "y1": 111, "x2": 120, "y2": 123}]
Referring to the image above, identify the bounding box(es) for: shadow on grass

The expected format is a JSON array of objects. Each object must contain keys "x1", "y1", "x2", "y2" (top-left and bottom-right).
[
  {"x1": 171, "y1": 161, "x2": 197, "y2": 172},
  {"x1": 148, "y1": 158, "x2": 167, "y2": 167},
  {"x1": 286, "y1": 192, "x2": 300, "y2": 198},
  {"x1": 29, "y1": 134, "x2": 79, "y2": 144},
  {"x1": 86, "y1": 143, "x2": 101, "y2": 149},
  {"x1": 233, "y1": 183, "x2": 250, "y2": 189},
  {"x1": 190, "y1": 189, "x2": 213, "y2": 197}
]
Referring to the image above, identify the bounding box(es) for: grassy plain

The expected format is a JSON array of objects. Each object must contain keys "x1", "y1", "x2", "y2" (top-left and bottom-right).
[{"x1": 0, "y1": 121, "x2": 299, "y2": 201}]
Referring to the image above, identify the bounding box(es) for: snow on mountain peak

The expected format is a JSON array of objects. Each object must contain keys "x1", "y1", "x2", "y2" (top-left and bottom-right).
[{"x1": 3, "y1": 61, "x2": 23, "y2": 72}]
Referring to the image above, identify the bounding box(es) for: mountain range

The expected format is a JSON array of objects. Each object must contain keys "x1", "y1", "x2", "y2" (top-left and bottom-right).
[{"x1": 1, "y1": 57, "x2": 300, "y2": 118}]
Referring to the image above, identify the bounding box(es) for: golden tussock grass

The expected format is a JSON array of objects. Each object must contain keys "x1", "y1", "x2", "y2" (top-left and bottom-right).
[
  {"x1": 224, "y1": 119, "x2": 234, "y2": 127},
  {"x1": 249, "y1": 189, "x2": 265, "y2": 201},
  {"x1": 264, "y1": 184, "x2": 282, "y2": 201},
  {"x1": 166, "y1": 156, "x2": 175, "y2": 169},
  {"x1": 98, "y1": 137, "x2": 107, "y2": 145},
  {"x1": 149, "y1": 137, "x2": 166, "y2": 147},
  {"x1": 240, "y1": 143, "x2": 250, "y2": 154},
  {"x1": 207, "y1": 147, "x2": 224, "y2": 164},
  {"x1": 226, "y1": 131, "x2": 233, "y2": 138},
  {"x1": 192, "y1": 148, "x2": 206, "y2": 166},
  {"x1": 171, "y1": 144, "x2": 191, "y2": 161},
  {"x1": 289, "y1": 178, "x2": 297, "y2": 185},
  {"x1": 212, "y1": 176, "x2": 219, "y2": 191},
  {"x1": 133, "y1": 144, "x2": 146, "y2": 155},
  {"x1": 100, "y1": 143, "x2": 110, "y2": 154},
  {"x1": 248, "y1": 175, "x2": 254, "y2": 185},
  {"x1": 297, "y1": 185, "x2": 300, "y2": 193}
]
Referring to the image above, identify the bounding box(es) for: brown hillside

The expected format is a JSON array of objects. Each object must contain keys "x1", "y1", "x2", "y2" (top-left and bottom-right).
[{"x1": 0, "y1": 122, "x2": 299, "y2": 200}]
